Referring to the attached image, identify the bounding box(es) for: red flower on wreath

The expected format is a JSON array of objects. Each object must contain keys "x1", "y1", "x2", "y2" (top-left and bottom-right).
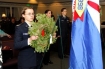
[{"x1": 41, "y1": 29, "x2": 45, "y2": 36}]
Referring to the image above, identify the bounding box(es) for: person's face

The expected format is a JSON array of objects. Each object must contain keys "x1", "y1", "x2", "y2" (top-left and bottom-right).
[
  {"x1": 22, "y1": 9, "x2": 34, "y2": 23},
  {"x1": 46, "y1": 11, "x2": 51, "y2": 18},
  {"x1": 62, "y1": 9, "x2": 67, "y2": 16},
  {"x1": 21, "y1": 19, "x2": 25, "y2": 23},
  {"x1": 11, "y1": 19, "x2": 15, "y2": 23}
]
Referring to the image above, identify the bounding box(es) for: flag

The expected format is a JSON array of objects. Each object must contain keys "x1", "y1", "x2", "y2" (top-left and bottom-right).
[{"x1": 69, "y1": 0, "x2": 103, "y2": 69}]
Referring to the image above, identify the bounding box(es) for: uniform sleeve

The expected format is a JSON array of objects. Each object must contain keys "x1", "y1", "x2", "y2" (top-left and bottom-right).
[
  {"x1": 14, "y1": 26, "x2": 29, "y2": 49},
  {"x1": 67, "y1": 17, "x2": 71, "y2": 34},
  {"x1": 56, "y1": 18, "x2": 60, "y2": 36}
]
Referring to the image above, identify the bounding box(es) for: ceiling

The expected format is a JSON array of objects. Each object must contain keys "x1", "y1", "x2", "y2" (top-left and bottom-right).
[
  {"x1": 37, "y1": 0, "x2": 71, "y2": 3},
  {"x1": 0, "y1": 0, "x2": 71, "y2": 4},
  {"x1": 0, "y1": 0, "x2": 104, "y2": 4}
]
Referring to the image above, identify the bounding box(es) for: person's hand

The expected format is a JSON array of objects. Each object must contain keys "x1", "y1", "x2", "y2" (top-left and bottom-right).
[
  {"x1": 57, "y1": 35, "x2": 60, "y2": 38},
  {"x1": 52, "y1": 33, "x2": 56, "y2": 38},
  {"x1": 29, "y1": 35, "x2": 38, "y2": 42},
  {"x1": 7, "y1": 34, "x2": 11, "y2": 38},
  {"x1": 30, "y1": 35, "x2": 38, "y2": 40}
]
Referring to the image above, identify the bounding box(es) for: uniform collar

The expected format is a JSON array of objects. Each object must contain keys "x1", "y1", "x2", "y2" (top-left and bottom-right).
[
  {"x1": 61, "y1": 15, "x2": 67, "y2": 19},
  {"x1": 25, "y1": 21, "x2": 31, "y2": 27},
  {"x1": 24, "y1": 22, "x2": 29, "y2": 28}
]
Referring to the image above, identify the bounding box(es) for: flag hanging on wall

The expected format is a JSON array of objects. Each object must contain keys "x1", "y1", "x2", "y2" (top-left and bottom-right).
[{"x1": 69, "y1": 0, "x2": 103, "y2": 69}]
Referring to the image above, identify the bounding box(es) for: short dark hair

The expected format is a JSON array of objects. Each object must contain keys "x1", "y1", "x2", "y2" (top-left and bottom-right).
[
  {"x1": 45, "y1": 10, "x2": 51, "y2": 14},
  {"x1": 61, "y1": 8, "x2": 66, "y2": 12}
]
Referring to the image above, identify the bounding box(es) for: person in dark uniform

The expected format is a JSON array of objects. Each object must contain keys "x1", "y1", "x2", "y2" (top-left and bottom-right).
[
  {"x1": 56, "y1": 8, "x2": 70, "y2": 59},
  {"x1": 9, "y1": 17, "x2": 17, "y2": 35},
  {"x1": 14, "y1": 7, "x2": 42, "y2": 69},
  {"x1": 43, "y1": 10, "x2": 53, "y2": 65}
]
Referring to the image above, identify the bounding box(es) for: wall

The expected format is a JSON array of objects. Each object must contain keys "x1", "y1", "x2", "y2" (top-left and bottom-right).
[
  {"x1": 36, "y1": 0, "x2": 71, "y2": 3},
  {"x1": 0, "y1": 0, "x2": 72, "y2": 21},
  {"x1": 0, "y1": 0, "x2": 71, "y2": 4},
  {"x1": 101, "y1": 5, "x2": 105, "y2": 22},
  {"x1": 35, "y1": 1, "x2": 105, "y2": 22},
  {"x1": 0, "y1": 3, "x2": 37, "y2": 21},
  {"x1": 0, "y1": 0, "x2": 38, "y2": 4},
  {"x1": 35, "y1": 2, "x2": 72, "y2": 20},
  {"x1": 0, "y1": 0, "x2": 105, "y2": 22}
]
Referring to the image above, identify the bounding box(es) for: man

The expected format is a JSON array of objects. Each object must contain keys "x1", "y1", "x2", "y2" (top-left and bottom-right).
[{"x1": 56, "y1": 8, "x2": 70, "y2": 59}]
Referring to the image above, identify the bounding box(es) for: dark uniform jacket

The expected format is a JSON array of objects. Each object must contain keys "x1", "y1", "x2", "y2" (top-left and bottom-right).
[
  {"x1": 14, "y1": 22, "x2": 42, "y2": 67},
  {"x1": 56, "y1": 15, "x2": 70, "y2": 38}
]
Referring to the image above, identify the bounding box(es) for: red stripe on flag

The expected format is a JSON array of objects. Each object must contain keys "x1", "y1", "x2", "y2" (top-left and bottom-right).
[
  {"x1": 73, "y1": 11, "x2": 79, "y2": 21},
  {"x1": 73, "y1": 11, "x2": 84, "y2": 21},
  {"x1": 88, "y1": 1, "x2": 100, "y2": 12}
]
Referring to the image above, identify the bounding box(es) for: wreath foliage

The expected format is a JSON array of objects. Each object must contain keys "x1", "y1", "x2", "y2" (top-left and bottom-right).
[{"x1": 28, "y1": 13, "x2": 58, "y2": 53}]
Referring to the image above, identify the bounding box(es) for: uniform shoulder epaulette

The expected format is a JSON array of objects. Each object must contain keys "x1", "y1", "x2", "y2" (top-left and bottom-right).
[
  {"x1": 16, "y1": 24, "x2": 20, "y2": 26},
  {"x1": 16, "y1": 23, "x2": 22, "y2": 26}
]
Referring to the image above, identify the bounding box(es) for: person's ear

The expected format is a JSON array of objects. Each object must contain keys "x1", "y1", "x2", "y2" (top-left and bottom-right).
[{"x1": 22, "y1": 14, "x2": 25, "y2": 18}]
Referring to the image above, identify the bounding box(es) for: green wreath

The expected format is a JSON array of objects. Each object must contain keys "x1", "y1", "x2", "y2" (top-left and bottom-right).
[{"x1": 28, "y1": 13, "x2": 58, "y2": 53}]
